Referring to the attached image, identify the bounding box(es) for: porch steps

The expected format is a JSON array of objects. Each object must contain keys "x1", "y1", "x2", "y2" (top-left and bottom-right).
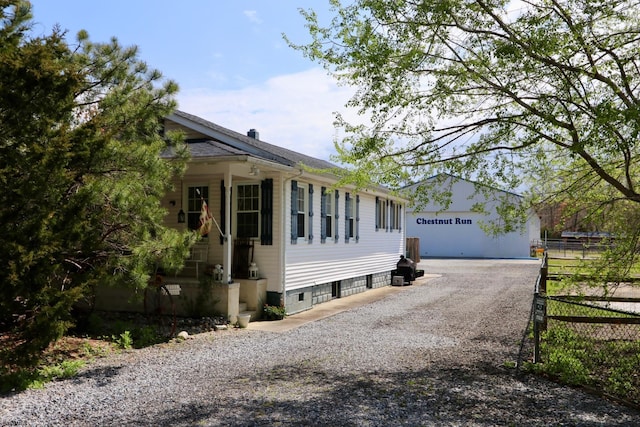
[{"x1": 238, "y1": 302, "x2": 259, "y2": 321}]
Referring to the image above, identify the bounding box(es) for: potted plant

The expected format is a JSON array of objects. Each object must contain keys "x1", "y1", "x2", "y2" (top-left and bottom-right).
[{"x1": 263, "y1": 304, "x2": 286, "y2": 320}]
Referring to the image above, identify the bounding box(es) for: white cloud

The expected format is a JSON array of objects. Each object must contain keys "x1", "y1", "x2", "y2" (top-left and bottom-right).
[
  {"x1": 176, "y1": 68, "x2": 359, "y2": 161},
  {"x1": 243, "y1": 10, "x2": 262, "y2": 24}
]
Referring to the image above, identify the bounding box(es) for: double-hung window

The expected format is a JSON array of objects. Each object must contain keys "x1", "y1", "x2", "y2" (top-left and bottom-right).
[
  {"x1": 296, "y1": 183, "x2": 307, "y2": 239},
  {"x1": 345, "y1": 192, "x2": 354, "y2": 241},
  {"x1": 188, "y1": 185, "x2": 209, "y2": 235},
  {"x1": 321, "y1": 187, "x2": 333, "y2": 244},
  {"x1": 376, "y1": 197, "x2": 387, "y2": 231},
  {"x1": 343, "y1": 192, "x2": 360, "y2": 242},
  {"x1": 236, "y1": 183, "x2": 260, "y2": 238},
  {"x1": 390, "y1": 201, "x2": 402, "y2": 231}
]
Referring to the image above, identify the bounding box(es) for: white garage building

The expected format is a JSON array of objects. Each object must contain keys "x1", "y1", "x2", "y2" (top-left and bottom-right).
[{"x1": 406, "y1": 175, "x2": 540, "y2": 258}]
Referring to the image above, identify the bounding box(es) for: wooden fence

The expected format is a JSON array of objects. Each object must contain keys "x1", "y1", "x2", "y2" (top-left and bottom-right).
[{"x1": 406, "y1": 237, "x2": 420, "y2": 263}]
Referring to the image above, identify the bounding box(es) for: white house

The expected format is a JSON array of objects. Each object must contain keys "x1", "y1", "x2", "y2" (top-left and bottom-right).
[
  {"x1": 405, "y1": 174, "x2": 540, "y2": 258},
  {"x1": 153, "y1": 111, "x2": 406, "y2": 318}
]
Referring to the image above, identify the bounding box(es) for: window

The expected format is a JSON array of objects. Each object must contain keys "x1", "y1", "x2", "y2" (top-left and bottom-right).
[
  {"x1": 236, "y1": 183, "x2": 260, "y2": 238},
  {"x1": 321, "y1": 187, "x2": 334, "y2": 244},
  {"x1": 188, "y1": 185, "x2": 209, "y2": 235},
  {"x1": 376, "y1": 197, "x2": 387, "y2": 231},
  {"x1": 345, "y1": 192, "x2": 354, "y2": 241},
  {"x1": 391, "y1": 201, "x2": 402, "y2": 231},
  {"x1": 291, "y1": 181, "x2": 309, "y2": 243},
  {"x1": 325, "y1": 190, "x2": 333, "y2": 238},
  {"x1": 296, "y1": 183, "x2": 307, "y2": 239}
]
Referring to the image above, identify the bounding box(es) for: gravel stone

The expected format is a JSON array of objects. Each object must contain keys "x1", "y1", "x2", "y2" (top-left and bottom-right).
[{"x1": 1, "y1": 258, "x2": 639, "y2": 426}]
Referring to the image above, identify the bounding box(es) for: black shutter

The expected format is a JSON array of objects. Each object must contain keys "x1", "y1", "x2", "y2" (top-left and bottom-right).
[
  {"x1": 320, "y1": 187, "x2": 327, "y2": 243},
  {"x1": 345, "y1": 192, "x2": 351, "y2": 243},
  {"x1": 220, "y1": 180, "x2": 225, "y2": 245},
  {"x1": 375, "y1": 197, "x2": 380, "y2": 231},
  {"x1": 291, "y1": 180, "x2": 298, "y2": 244},
  {"x1": 356, "y1": 194, "x2": 360, "y2": 242},
  {"x1": 334, "y1": 190, "x2": 339, "y2": 243},
  {"x1": 399, "y1": 204, "x2": 402, "y2": 232},
  {"x1": 308, "y1": 184, "x2": 314, "y2": 243},
  {"x1": 260, "y1": 179, "x2": 273, "y2": 245}
]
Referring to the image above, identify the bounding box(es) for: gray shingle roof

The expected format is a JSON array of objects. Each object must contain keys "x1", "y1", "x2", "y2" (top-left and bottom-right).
[{"x1": 170, "y1": 110, "x2": 337, "y2": 170}]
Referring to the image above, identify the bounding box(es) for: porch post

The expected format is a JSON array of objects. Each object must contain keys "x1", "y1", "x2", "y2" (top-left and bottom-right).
[{"x1": 223, "y1": 170, "x2": 233, "y2": 283}]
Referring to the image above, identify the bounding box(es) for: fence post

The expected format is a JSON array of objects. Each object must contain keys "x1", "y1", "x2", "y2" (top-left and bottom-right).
[
  {"x1": 533, "y1": 292, "x2": 547, "y2": 363},
  {"x1": 533, "y1": 252, "x2": 549, "y2": 363},
  {"x1": 534, "y1": 293, "x2": 541, "y2": 364},
  {"x1": 540, "y1": 252, "x2": 548, "y2": 331},
  {"x1": 540, "y1": 252, "x2": 547, "y2": 295}
]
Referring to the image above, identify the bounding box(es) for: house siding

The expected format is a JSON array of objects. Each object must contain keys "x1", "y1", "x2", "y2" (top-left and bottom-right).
[
  {"x1": 162, "y1": 171, "x2": 405, "y2": 314},
  {"x1": 284, "y1": 177, "x2": 405, "y2": 297}
]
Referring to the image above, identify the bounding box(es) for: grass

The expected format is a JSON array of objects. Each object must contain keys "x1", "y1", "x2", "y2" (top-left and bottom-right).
[
  {"x1": 545, "y1": 254, "x2": 640, "y2": 296},
  {"x1": 0, "y1": 311, "x2": 176, "y2": 394},
  {"x1": 529, "y1": 253, "x2": 640, "y2": 407},
  {"x1": 0, "y1": 337, "x2": 114, "y2": 394},
  {"x1": 528, "y1": 325, "x2": 640, "y2": 406}
]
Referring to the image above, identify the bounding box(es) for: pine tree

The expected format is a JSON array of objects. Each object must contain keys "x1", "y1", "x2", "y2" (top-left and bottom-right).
[{"x1": 0, "y1": 0, "x2": 193, "y2": 366}]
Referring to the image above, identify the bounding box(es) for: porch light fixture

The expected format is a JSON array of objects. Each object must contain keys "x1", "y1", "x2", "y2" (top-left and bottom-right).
[{"x1": 177, "y1": 180, "x2": 186, "y2": 223}]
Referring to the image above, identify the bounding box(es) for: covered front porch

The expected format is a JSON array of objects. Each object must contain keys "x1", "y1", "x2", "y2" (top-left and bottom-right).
[
  {"x1": 159, "y1": 158, "x2": 284, "y2": 323},
  {"x1": 161, "y1": 275, "x2": 269, "y2": 324},
  {"x1": 94, "y1": 275, "x2": 269, "y2": 325}
]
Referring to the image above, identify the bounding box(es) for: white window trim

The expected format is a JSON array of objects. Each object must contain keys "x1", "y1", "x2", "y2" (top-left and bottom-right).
[
  {"x1": 346, "y1": 193, "x2": 355, "y2": 240},
  {"x1": 234, "y1": 182, "x2": 261, "y2": 239},
  {"x1": 187, "y1": 183, "x2": 210, "y2": 234},
  {"x1": 296, "y1": 182, "x2": 308, "y2": 242}
]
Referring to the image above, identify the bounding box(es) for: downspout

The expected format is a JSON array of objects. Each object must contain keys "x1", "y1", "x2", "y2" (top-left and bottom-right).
[
  {"x1": 224, "y1": 169, "x2": 233, "y2": 284},
  {"x1": 281, "y1": 168, "x2": 304, "y2": 307}
]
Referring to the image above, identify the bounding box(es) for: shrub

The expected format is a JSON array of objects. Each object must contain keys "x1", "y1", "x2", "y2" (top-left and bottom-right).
[{"x1": 263, "y1": 304, "x2": 286, "y2": 321}]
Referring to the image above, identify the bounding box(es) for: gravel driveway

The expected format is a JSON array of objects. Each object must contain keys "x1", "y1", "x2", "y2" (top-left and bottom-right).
[{"x1": 2, "y1": 258, "x2": 639, "y2": 426}]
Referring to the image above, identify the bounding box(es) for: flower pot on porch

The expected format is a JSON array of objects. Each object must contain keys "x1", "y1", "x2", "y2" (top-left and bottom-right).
[{"x1": 237, "y1": 313, "x2": 251, "y2": 328}]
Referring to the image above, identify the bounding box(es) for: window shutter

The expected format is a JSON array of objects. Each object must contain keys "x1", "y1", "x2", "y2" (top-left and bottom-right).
[
  {"x1": 345, "y1": 192, "x2": 351, "y2": 243},
  {"x1": 356, "y1": 194, "x2": 360, "y2": 242},
  {"x1": 320, "y1": 187, "x2": 327, "y2": 243},
  {"x1": 399, "y1": 204, "x2": 402, "y2": 232},
  {"x1": 308, "y1": 184, "x2": 314, "y2": 243},
  {"x1": 291, "y1": 180, "x2": 298, "y2": 244},
  {"x1": 219, "y1": 180, "x2": 225, "y2": 245},
  {"x1": 334, "y1": 190, "x2": 339, "y2": 243},
  {"x1": 386, "y1": 199, "x2": 390, "y2": 232},
  {"x1": 260, "y1": 179, "x2": 273, "y2": 245},
  {"x1": 375, "y1": 197, "x2": 380, "y2": 231}
]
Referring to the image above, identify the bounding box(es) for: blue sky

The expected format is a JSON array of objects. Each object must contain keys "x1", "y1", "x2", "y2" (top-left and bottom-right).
[{"x1": 30, "y1": 1, "x2": 356, "y2": 161}]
